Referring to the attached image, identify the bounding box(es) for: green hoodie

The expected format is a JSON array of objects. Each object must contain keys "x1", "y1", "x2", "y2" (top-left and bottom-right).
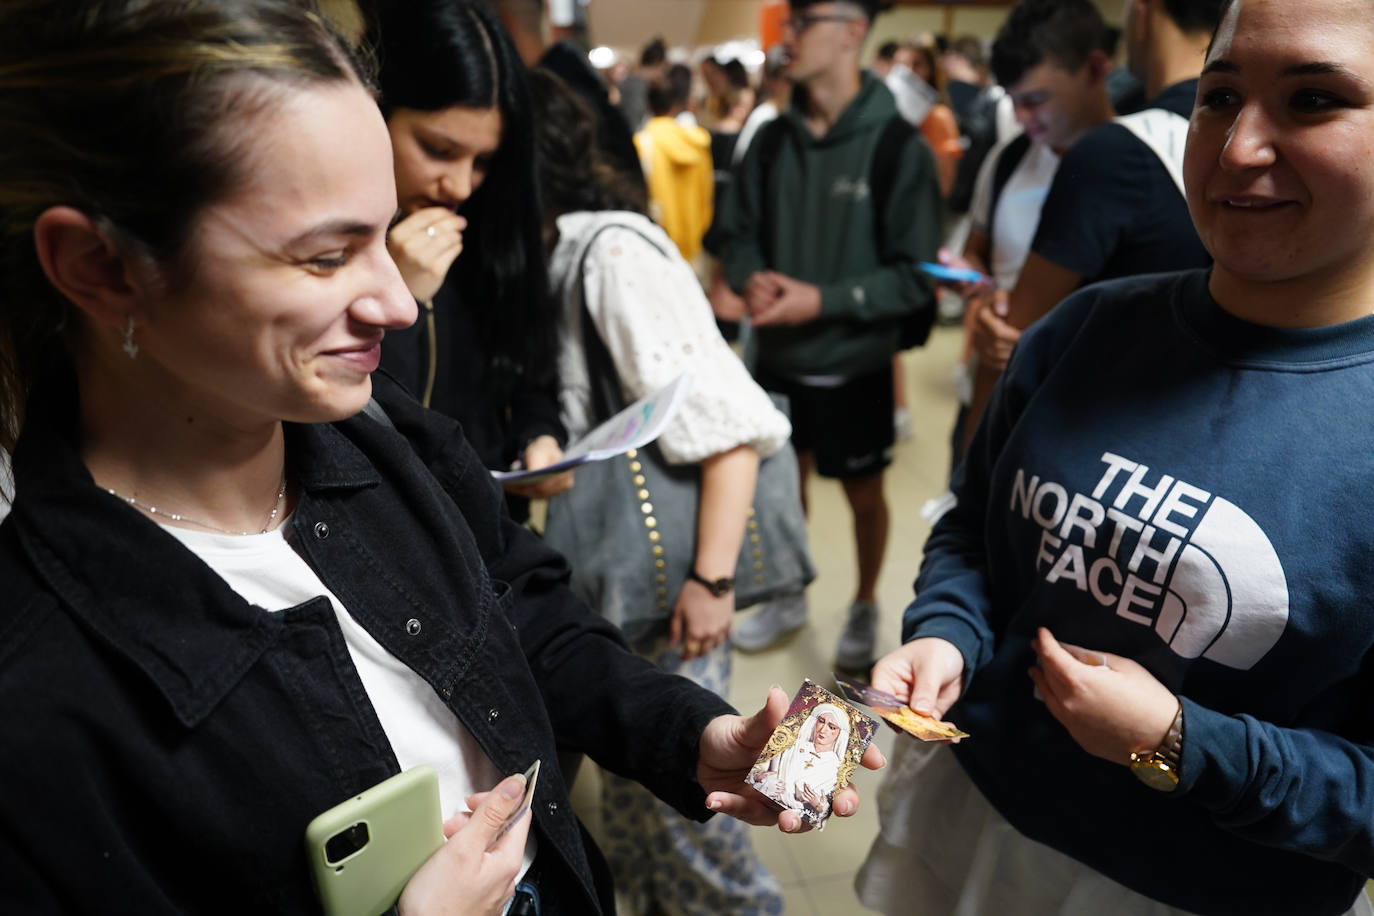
[{"x1": 710, "y1": 72, "x2": 941, "y2": 378}]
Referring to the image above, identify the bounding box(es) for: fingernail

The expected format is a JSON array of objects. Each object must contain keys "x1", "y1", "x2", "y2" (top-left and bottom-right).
[
  {"x1": 836, "y1": 799, "x2": 852, "y2": 816},
  {"x1": 499, "y1": 773, "x2": 527, "y2": 800},
  {"x1": 782, "y1": 819, "x2": 798, "y2": 833}
]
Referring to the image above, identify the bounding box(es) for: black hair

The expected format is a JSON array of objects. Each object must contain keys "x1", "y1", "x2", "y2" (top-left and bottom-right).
[
  {"x1": 668, "y1": 63, "x2": 693, "y2": 105},
  {"x1": 876, "y1": 40, "x2": 900, "y2": 61},
  {"x1": 0, "y1": 0, "x2": 368, "y2": 450},
  {"x1": 528, "y1": 67, "x2": 646, "y2": 234},
  {"x1": 1163, "y1": 0, "x2": 1228, "y2": 35},
  {"x1": 648, "y1": 63, "x2": 692, "y2": 115},
  {"x1": 1101, "y1": 25, "x2": 1122, "y2": 58},
  {"x1": 722, "y1": 58, "x2": 749, "y2": 91},
  {"x1": 640, "y1": 36, "x2": 666, "y2": 68},
  {"x1": 369, "y1": 0, "x2": 556, "y2": 394},
  {"x1": 991, "y1": 0, "x2": 1105, "y2": 89}
]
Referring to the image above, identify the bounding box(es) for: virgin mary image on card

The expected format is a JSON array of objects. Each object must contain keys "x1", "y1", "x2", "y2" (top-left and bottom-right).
[{"x1": 747, "y1": 681, "x2": 876, "y2": 828}]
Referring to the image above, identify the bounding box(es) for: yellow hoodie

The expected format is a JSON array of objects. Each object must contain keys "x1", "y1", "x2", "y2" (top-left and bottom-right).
[{"x1": 634, "y1": 116, "x2": 713, "y2": 262}]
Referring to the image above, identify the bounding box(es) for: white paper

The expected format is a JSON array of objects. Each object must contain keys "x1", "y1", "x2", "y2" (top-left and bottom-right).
[{"x1": 490, "y1": 374, "x2": 693, "y2": 484}]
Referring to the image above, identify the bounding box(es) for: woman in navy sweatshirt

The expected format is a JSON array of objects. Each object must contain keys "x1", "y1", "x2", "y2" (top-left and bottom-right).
[{"x1": 859, "y1": 1, "x2": 1374, "y2": 914}]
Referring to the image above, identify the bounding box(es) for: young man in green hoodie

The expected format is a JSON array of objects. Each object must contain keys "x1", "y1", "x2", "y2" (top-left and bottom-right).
[{"x1": 708, "y1": 0, "x2": 942, "y2": 668}]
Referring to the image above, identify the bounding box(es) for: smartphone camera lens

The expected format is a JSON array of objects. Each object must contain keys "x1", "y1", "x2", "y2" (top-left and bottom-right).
[{"x1": 324, "y1": 821, "x2": 370, "y2": 865}]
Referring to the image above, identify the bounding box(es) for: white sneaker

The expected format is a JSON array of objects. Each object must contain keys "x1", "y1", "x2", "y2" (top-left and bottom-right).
[
  {"x1": 834, "y1": 600, "x2": 879, "y2": 671},
  {"x1": 732, "y1": 591, "x2": 808, "y2": 652}
]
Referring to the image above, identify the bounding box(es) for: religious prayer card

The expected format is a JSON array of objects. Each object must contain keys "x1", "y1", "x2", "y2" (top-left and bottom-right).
[
  {"x1": 746, "y1": 680, "x2": 877, "y2": 830},
  {"x1": 834, "y1": 675, "x2": 970, "y2": 742}
]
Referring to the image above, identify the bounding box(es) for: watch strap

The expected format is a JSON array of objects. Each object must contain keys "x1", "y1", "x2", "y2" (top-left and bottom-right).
[
  {"x1": 1130, "y1": 701, "x2": 1184, "y2": 791},
  {"x1": 1158, "y1": 702, "x2": 1184, "y2": 770},
  {"x1": 688, "y1": 568, "x2": 735, "y2": 596}
]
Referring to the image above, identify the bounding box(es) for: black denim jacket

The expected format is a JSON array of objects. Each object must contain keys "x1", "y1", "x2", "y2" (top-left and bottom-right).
[{"x1": 0, "y1": 372, "x2": 732, "y2": 914}]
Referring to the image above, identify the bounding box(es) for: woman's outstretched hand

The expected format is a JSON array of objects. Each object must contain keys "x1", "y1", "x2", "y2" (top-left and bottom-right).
[
  {"x1": 696, "y1": 686, "x2": 886, "y2": 833},
  {"x1": 870, "y1": 636, "x2": 967, "y2": 721}
]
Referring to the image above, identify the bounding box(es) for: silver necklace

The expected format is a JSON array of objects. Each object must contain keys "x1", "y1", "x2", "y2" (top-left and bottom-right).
[{"x1": 106, "y1": 474, "x2": 289, "y2": 536}]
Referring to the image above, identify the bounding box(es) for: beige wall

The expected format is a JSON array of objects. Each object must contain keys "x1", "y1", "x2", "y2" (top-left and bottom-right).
[
  {"x1": 585, "y1": 0, "x2": 1126, "y2": 57},
  {"x1": 864, "y1": 7, "x2": 1008, "y2": 63},
  {"x1": 584, "y1": 0, "x2": 767, "y2": 58},
  {"x1": 694, "y1": 0, "x2": 766, "y2": 45},
  {"x1": 586, "y1": 0, "x2": 707, "y2": 53}
]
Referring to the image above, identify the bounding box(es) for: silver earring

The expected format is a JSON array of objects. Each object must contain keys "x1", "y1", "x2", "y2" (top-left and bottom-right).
[{"x1": 121, "y1": 316, "x2": 138, "y2": 359}]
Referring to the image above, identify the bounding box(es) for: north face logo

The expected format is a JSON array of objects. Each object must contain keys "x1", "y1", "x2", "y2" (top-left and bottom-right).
[{"x1": 1012, "y1": 451, "x2": 1289, "y2": 670}]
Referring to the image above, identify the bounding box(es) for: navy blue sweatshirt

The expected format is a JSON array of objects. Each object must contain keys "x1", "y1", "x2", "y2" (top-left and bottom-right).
[{"x1": 905, "y1": 270, "x2": 1374, "y2": 915}]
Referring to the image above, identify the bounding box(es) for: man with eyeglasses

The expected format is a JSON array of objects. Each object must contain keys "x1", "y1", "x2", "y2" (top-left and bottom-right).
[{"x1": 708, "y1": 0, "x2": 941, "y2": 670}]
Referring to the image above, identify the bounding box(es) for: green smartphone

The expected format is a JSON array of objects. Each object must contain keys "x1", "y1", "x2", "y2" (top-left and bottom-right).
[{"x1": 304, "y1": 765, "x2": 445, "y2": 916}]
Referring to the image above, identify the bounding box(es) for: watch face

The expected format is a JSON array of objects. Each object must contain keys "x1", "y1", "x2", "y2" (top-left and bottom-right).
[
  {"x1": 1130, "y1": 759, "x2": 1180, "y2": 792},
  {"x1": 707, "y1": 579, "x2": 733, "y2": 597},
  {"x1": 691, "y1": 571, "x2": 735, "y2": 596}
]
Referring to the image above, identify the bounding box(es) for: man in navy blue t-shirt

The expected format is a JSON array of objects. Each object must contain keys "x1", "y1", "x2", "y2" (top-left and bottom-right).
[{"x1": 963, "y1": 0, "x2": 1223, "y2": 446}]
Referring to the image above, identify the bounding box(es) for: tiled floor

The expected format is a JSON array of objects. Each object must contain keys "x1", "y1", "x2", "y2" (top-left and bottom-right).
[{"x1": 567, "y1": 326, "x2": 966, "y2": 914}]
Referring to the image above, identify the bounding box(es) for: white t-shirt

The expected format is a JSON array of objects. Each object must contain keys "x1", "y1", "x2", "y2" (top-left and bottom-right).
[
  {"x1": 162, "y1": 521, "x2": 536, "y2": 879},
  {"x1": 968, "y1": 136, "x2": 1061, "y2": 290}
]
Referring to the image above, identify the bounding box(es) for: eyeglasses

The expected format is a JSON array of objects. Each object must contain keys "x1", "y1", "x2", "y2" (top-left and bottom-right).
[{"x1": 784, "y1": 12, "x2": 859, "y2": 32}]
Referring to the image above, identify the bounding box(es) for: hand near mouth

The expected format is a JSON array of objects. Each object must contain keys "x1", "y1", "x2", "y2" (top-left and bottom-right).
[{"x1": 388, "y1": 206, "x2": 468, "y2": 303}]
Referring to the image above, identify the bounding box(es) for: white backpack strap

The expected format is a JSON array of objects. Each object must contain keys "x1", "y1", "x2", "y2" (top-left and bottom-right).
[{"x1": 1115, "y1": 109, "x2": 1189, "y2": 198}]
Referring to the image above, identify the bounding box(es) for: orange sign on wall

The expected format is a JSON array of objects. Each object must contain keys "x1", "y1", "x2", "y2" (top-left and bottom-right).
[{"x1": 760, "y1": 1, "x2": 787, "y2": 50}]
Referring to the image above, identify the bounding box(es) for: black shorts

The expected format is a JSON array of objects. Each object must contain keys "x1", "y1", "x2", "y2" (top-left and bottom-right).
[{"x1": 756, "y1": 364, "x2": 895, "y2": 480}]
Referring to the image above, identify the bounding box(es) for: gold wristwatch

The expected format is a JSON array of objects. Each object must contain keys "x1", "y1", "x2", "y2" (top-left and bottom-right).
[{"x1": 1129, "y1": 702, "x2": 1184, "y2": 792}]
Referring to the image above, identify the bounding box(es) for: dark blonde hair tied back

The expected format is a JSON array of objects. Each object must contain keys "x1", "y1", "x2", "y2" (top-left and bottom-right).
[{"x1": 0, "y1": 0, "x2": 374, "y2": 452}]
